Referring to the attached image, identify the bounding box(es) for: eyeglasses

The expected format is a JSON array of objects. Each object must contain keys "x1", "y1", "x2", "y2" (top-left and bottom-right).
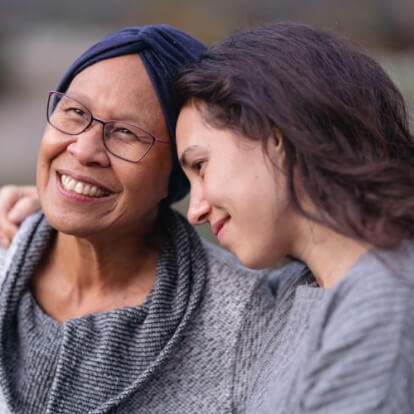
[{"x1": 47, "y1": 91, "x2": 169, "y2": 163}]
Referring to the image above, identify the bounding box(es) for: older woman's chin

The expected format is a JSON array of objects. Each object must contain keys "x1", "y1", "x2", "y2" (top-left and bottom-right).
[{"x1": 43, "y1": 213, "x2": 98, "y2": 238}]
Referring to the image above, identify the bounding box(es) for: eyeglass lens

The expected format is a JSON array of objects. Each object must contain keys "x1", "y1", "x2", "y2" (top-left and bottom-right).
[{"x1": 47, "y1": 92, "x2": 155, "y2": 162}]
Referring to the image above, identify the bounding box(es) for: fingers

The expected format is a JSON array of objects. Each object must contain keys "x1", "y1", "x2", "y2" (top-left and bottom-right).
[
  {"x1": 0, "y1": 185, "x2": 39, "y2": 248},
  {"x1": 9, "y1": 194, "x2": 41, "y2": 223},
  {"x1": 0, "y1": 185, "x2": 22, "y2": 247}
]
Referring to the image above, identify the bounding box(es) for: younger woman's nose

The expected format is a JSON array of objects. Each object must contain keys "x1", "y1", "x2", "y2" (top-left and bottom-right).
[{"x1": 187, "y1": 190, "x2": 211, "y2": 226}]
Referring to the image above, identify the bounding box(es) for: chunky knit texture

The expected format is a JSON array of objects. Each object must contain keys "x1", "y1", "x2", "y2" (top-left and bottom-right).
[
  {"x1": 0, "y1": 210, "x2": 280, "y2": 414},
  {"x1": 248, "y1": 241, "x2": 414, "y2": 414}
]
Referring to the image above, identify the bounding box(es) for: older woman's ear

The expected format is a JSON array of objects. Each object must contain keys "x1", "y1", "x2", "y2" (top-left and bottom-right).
[{"x1": 0, "y1": 185, "x2": 40, "y2": 247}]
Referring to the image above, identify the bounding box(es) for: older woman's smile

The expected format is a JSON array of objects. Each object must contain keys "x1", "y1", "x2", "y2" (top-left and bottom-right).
[
  {"x1": 57, "y1": 172, "x2": 112, "y2": 199},
  {"x1": 60, "y1": 174, "x2": 107, "y2": 197}
]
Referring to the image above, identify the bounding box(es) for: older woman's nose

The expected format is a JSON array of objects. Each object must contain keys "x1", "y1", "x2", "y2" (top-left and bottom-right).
[
  {"x1": 67, "y1": 124, "x2": 110, "y2": 167},
  {"x1": 187, "y1": 187, "x2": 211, "y2": 226}
]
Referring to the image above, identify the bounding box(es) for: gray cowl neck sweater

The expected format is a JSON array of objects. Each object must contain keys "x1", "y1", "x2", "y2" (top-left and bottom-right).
[
  {"x1": 0, "y1": 209, "x2": 208, "y2": 413},
  {"x1": 0, "y1": 209, "x2": 279, "y2": 414},
  {"x1": 248, "y1": 239, "x2": 414, "y2": 414}
]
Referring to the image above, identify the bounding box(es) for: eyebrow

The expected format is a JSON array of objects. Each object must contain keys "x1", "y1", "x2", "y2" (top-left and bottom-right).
[{"x1": 67, "y1": 91, "x2": 153, "y2": 129}]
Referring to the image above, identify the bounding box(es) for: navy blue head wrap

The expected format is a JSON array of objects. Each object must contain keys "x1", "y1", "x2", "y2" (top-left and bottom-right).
[{"x1": 56, "y1": 24, "x2": 206, "y2": 205}]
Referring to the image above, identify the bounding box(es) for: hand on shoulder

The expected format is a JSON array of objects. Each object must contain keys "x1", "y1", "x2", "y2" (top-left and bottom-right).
[{"x1": 0, "y1": 185, "x2": 40, "y2": 248}]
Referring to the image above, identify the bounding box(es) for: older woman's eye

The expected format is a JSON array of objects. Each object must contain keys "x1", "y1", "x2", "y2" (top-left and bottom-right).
[
  {"x1": 110, "y1": 127, "x2": 135, "y2": 142},
  {"x1": 73, "y1": 108, "x2": 85, "y2": 116},
  {"x1": 119, "y1": 127, "x2": 133, "y2": 136},
  {"x1": 66, "y1": 107, "x2": 87, "y2": 118}
]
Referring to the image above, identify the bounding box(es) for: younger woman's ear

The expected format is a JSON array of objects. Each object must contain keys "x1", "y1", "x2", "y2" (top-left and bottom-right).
[{"x1": 267, "y1": 128, "x2": 285, "y2": 167}]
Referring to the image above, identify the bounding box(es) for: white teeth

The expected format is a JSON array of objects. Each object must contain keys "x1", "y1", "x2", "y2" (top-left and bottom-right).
[
  {"x1": 74, "y1": 182, "x2": 84, "y2": 194},
  {"x1": 67, "y1": 178, "x2": 76, "y2": 191},
  {"x1": 89, "y1": 186, "x2": 97, "y2": 197},
  {"x1": 60, "y1": 174, "x2": 107, "y2": 198}
]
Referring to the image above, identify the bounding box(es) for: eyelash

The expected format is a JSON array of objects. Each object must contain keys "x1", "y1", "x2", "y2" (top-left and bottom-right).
[{"x1": 191, "y1": 160, "x2": 205, "y2": 174}]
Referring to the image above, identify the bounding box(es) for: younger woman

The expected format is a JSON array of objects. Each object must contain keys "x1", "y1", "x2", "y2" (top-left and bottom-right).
[{"x1": 174, "y1": 23, "x2": 414, "y2": 413}]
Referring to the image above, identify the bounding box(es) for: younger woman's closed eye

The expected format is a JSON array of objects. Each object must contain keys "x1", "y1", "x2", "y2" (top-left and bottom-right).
[{"x1": 191, "y1": 160, "x2": 206, "y2": 175}]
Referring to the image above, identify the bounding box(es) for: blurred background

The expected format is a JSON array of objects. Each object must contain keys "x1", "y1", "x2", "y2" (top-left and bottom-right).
[{"x1": 0, "y1": 0, "x2": 413, "y2": 242}]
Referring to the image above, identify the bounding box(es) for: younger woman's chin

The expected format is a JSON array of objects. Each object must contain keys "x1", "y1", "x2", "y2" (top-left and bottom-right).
[{"x1": 236, "y1": 251, "x2": 282, "y2": 270}]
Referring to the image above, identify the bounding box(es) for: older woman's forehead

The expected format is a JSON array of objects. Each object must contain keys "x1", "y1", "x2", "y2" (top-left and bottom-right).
[
  {"x1": 67, "y1": 54, "x2": 158, "y2": 104},
  {"x1": 66, "y1": 54, "x2": 167, "y2": 133}
]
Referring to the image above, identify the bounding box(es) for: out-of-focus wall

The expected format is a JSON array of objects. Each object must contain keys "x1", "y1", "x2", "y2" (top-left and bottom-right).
[
  {"x1": 0, "y1": 26, "x2": 112, "y2": 183},
  {"x1": 0, "y1": 0, "x2": 413, "y2": 243}
]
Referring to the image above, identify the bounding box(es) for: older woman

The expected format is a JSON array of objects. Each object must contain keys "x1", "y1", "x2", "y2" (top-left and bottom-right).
[
  {"x1": 174, "y1": 23, "x2": 414, "y2": 413},
  {"x1": 0, "y1": 25, "x2": 282, "y2": 414}
]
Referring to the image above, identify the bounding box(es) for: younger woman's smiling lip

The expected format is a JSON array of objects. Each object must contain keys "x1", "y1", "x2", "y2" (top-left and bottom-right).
[{"x1": 211, "y1": 216, "x2": 230, "y2": 241}]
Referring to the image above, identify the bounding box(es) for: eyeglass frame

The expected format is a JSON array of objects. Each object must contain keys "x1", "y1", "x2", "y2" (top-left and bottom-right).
[{"x1": 46, "y1": 90, "x2": 170, "y2": 163}]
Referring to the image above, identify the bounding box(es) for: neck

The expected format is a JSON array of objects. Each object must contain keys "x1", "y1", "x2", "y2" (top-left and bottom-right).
[
  {"x1": 55, "y1": 230, "x2": 162, "y2": 289},
  {"x1": 291, "y1": 220, "x2": 370, "y2": 288},
  {"x1": 32, "y1": 219, "x2": 165, "y2": 321}
]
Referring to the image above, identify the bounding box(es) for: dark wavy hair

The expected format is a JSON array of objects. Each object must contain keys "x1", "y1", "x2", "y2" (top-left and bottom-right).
[{"x1": 174, "y1": 22, "x2": 414, "y2": 249}]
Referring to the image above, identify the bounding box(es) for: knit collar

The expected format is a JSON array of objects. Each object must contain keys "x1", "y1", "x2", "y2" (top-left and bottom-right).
[{"x1": 0, "y1": 209, "x2": 208, "y2": 413}]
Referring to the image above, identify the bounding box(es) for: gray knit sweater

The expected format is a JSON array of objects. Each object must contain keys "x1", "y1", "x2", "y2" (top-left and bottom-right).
[
  {"x1": 0, "y1": 210, "x2": 287, "y2": 414},
  {"x1": 248, "y1": 240, "x2": 414, "y2": 413}
]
